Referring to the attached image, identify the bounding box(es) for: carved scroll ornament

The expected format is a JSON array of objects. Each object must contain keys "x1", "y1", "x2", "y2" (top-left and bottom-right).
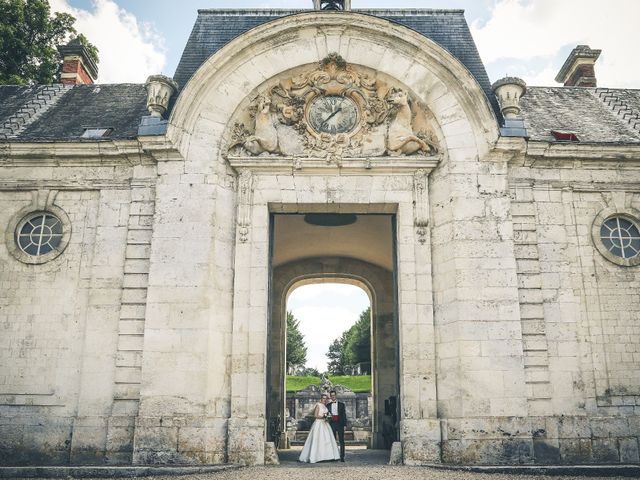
[{"x1": 226, "y1": 54, "x2": 439, "y2": 162}]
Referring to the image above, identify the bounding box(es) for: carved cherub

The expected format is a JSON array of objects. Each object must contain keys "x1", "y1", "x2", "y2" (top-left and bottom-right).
[
  {"x1": 243, "y1": 95, "x2": 279, "y2": 155},
  {"x1": 385, "y1": 88, "x2": 436, "y2": 156}
]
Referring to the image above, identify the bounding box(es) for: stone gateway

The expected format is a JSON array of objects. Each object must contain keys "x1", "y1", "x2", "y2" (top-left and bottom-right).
[{"x1": 1, "y1": 3, "x2": 639, "y2": 468}]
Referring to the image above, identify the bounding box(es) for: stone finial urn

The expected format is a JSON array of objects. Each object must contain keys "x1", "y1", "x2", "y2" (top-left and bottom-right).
[
  {"x1": 492, "y1": 77, "x2": 527, "y2": 119},
  {"x1": 145, "y1": 74, "x2": 178, "y2": 118}
]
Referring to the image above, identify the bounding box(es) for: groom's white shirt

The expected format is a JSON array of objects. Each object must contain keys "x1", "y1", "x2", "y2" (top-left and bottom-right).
[{"x1": 330, "y1": 402, "x2": 338, "y2": 415}]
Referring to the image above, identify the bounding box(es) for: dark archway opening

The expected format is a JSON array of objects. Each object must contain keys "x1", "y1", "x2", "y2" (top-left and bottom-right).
[{"x1": 266, "y1": 212, "x2": 400, "y2": 455}]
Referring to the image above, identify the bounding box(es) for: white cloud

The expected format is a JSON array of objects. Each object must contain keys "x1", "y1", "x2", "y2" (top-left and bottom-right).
[
  {"x1": 50, "y1": 0, "x2": 166, "y2": 83},
  {"x1": 288, "y1": 283, "x2": 369, "y2": 304},
  {"x1": 472, "y1": 0, "x2": 640, "y2": 87},
  {"x1": 288, "y1": 284, "x2": 370, "y2": 371}
]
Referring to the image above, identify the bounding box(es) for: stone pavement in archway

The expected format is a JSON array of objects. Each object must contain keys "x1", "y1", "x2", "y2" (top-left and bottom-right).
[{"x1": 277, "y1": 446, "x2": 389, "y2": 467}]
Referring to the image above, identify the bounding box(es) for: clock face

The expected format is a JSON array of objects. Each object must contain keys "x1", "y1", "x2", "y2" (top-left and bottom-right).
[{"x1": 308, "y1": 95, "x2": 358, "y2": 135}]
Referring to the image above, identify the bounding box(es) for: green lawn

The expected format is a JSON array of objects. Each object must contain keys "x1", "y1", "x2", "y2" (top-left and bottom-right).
[{"x1": 286, "y1": 375, "x2": 372, "y2": 393}]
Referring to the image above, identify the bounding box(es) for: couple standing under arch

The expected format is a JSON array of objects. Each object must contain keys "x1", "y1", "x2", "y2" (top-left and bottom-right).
[{"x1": 299, "y1": 390, "x2": 347, "y2": 463}]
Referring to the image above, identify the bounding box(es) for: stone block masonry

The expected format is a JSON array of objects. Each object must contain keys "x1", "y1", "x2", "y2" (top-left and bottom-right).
[{"x1": 1, "y1": 8, "x2": 639, "y2": 468}]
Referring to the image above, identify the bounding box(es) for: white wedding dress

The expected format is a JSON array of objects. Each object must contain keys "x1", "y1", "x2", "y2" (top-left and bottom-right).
[{"x1": 298, "y1": 403, "x2": 341, "y2": 463}]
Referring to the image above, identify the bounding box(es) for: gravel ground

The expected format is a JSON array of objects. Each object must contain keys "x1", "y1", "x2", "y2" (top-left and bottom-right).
[
  {"x1": 8, "y1": 449, "x2": 637, "y2": 480},
  {"x1": 13, "y1": 466, "x2": 635, "y2": 480}
]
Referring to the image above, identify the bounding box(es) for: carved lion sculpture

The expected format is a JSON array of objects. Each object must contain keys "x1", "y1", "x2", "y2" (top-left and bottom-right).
[
  {"x1": 385, "y1": 88, "x2": 433, "y2": 156},
  {"x1": 244, "y1": 96, "x2": 279, "y2": 155}
]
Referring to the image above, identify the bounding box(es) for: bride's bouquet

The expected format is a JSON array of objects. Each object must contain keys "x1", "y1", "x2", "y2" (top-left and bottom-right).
[{"x1": 323, "y1": 411, "x2": 333, "y2": 424}]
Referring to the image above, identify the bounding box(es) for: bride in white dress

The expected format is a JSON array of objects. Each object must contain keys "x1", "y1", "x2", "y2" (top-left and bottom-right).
[{"x1": 298, "y1": 393, "x2": 341, "y2": 463}]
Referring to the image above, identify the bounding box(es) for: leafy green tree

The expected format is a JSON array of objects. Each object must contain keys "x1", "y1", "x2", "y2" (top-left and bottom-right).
[
  {"x1": 326, "y1": 307, "x2": 371, "y2": 374},
  {"x1": 0, "y1": 0, "x2": 98, "y2": 85},
  {"x1": 326, "y1": 333, "x2": 348, "y2": 375},
  {"x1": 344, "y1": 307, "x2": 371, "y2": 366},
  {"x1": 286, "y1": 311, "x2": 307, "y2": 372}
]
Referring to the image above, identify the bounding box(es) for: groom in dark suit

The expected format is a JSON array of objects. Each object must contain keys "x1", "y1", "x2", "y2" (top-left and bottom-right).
[{"x1": 327, "y1": 389, "x2": 347, "y2": 462}]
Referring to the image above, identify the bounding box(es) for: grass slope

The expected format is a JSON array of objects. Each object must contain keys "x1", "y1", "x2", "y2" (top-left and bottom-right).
[{"x1": 286, "y1": 375, "x2": 371, "y2": 393}]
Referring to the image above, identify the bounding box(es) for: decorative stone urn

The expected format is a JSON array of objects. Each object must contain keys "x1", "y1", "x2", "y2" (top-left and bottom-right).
[
  {"x1": 492, "y1": 76, "x2": 527, "y2": 118},
  {"x1": 145, "y1": 74, "x2": 178, "y2": 118}
]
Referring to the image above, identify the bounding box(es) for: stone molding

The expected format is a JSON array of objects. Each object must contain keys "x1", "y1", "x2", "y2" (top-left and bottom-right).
[
  {"x1": 0, "y1": 140, "x2": 156, "y2": 167},
  {"x1": 227, "y1": 155, "x2": 440, "y2": 174},
  {"x1": 524, "y1": 141, "x2": 640, "y2": 164}
]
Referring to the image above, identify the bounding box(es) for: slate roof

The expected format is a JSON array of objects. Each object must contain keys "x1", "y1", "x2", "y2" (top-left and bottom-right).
[
  {"x1": 0, "y1": 84, "x2": 147, "y2": 141},
  {"x1": 521, "y1": 87, "x2": 640, "y2": 143},
  {"x1": 1, "y1": 9, "x2": 639, "y2": 146},
  {"x1": 0, "y1": 86, "x2": 38, "y2": 122},
  {"x1": 173, "y1": 9, "x2": 501, "y2": 119}
]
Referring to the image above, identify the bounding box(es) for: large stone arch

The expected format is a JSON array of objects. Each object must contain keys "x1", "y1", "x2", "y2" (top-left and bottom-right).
[
  {"x1": 269, "y1": 257, "x2": 396, "y2": 450},
  {"x1": 168, "y1": 11, "x2": 499, "y2": 161},
  {"x1": 138, "y1": 10, "x2": 526, "y2": 468}
]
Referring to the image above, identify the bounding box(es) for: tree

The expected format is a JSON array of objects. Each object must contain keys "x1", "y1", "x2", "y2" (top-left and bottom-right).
[
  {"x1": 326, "y1": 307, "x2": 371, "y2": 375},
  {"x1": 326, "y1": 334, "x2": 348, "y2": 375},
  {"x1": 286, "y1": 311, "x2": 307, "y2": 372},
  {"x1": 0, "y1": 0, "x2": 98, "y2": 85},
  {"x1": 344, "y1": 307, "x2": 371, "y2": 366},
  {"x1": 299, "y1": 367, "x2": 319, "y2": 377}
]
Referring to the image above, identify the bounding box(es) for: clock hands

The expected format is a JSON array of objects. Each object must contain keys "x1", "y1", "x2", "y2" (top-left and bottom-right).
[
  {"x1": 320, "y1": 107, "x2": 342, "y2": 128},
  {"x1": 309, "y1": 95, "x2": 357, "y2": 134}
]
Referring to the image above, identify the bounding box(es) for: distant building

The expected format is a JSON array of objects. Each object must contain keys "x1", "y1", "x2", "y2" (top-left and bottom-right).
[{"x1": 1, "y1": 1, "x2": 639, "y2": 467}]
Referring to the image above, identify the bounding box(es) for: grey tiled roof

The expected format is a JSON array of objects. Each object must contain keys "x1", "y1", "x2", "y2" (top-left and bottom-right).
[
  {"x1": 0, "y1": 84, "x2": 147, "y2": 141},
  {"x1": 0, "y1": 86, "x2": 37, "y2": 122},
  {"x1": 173, "y1": 9, "x2": 501, "y2": 119},
  {"x1": 521, "y1": 87, "x2": 640, "y2": 143},
  {"x1": 1, "y1": 84, "x2": 639, "y2": 144}
]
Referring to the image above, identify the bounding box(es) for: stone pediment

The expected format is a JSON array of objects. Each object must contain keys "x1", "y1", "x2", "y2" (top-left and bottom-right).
[{"x1": 225, "y1": 54, "x2": 441, "y2": 165}]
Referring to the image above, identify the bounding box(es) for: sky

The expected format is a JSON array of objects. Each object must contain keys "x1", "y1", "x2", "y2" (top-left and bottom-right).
[
  {"x1": 49, "y1": 0, "x2": 640, "y2": 88},
  {"x1": 287, "y1": 283, "x2": 370, "y2": 372}
]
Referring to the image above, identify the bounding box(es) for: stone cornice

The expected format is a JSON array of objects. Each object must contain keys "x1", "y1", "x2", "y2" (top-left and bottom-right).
[
  {"x1": 523, "y1": 141, "x2": 640, "y2": 166},
  {"x1": 227, "y1": 155, "x2": 441, "y2": 175},
  {"x1": 0, "y1": 137, "x2": 184, "y2": 167},
  {"x1": 137, "y1": 136, "x2": 185, "y2": 162},
  {"x1": 490, "y1": 137, "x2": 527, "y2": 163},
  {"x1": 0, "y1": 140, "x2": 154, "y2": 167}
]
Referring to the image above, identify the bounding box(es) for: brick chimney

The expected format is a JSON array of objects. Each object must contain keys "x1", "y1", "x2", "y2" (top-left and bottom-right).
[
  {"x1": 555, "y1": 45, "x2": 601, "y2": 87},
  {"x1": 57, "y1": 44, "x2": 98, "y2": 85}
]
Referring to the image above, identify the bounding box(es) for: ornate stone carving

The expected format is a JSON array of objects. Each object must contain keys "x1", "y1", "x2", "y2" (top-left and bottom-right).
[
  {"x1": 242, "y1": 96, "x2": 279, "y2": 155},
  {"x1": 237, "y1": 170, "x2": 254, "y2": 243},
  {"x1": 386, "y1": 88, "x2": 438, "y2": 156},
  {"x1": 226, "y1": 54, "x2": 439, "y2": 161},
  {"x1": 413, "y1": 169, "x2": 429, "y2": 245}
]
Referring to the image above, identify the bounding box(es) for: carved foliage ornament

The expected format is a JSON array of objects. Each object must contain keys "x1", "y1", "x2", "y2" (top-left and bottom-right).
[{"x1": 226, "y1": 54, "x2": 439, "y2": 162}]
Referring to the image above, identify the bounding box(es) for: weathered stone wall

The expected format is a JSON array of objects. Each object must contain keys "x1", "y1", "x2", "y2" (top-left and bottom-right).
[
  {"x1": 2, "y1": 11, "x2": 639, "y2": 469},
  {"x1": 131, "y1": 142, "x2": 236, "y2": 464},
  {"x1": 0, "y1": 189, "x2": 100, "y2": 464},
  {"x1": 0, "y1": 157, "x2": 155, "y2": 465},
  {"x1": 503, "y1": 152, "x2": 640, "y2": 464}
]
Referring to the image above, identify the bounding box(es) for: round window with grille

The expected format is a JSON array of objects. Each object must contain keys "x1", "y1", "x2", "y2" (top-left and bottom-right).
[
  {"x1": 17, "y1": 212, "x2": 64, "y2": 256},
  {"x1": 599, "y1": 217, "x2": 640, "y2": 260},
  {"x1": 592, "y1": 209, "x2": 640, "y2": 267}
]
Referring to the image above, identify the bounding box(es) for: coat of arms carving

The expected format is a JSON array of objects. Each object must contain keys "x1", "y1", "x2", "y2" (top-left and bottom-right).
[{"x1": 226, "y1": 54, "x2": 439, "y2": 162}]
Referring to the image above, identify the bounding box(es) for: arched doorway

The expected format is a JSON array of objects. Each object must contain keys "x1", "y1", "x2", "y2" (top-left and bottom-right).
[
  {"x1": 149, "y1": 8, "x2": 501, "y2": 466},
  {"x1": 267, "y1": 213, "x2": 399, "y2": 451}
]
